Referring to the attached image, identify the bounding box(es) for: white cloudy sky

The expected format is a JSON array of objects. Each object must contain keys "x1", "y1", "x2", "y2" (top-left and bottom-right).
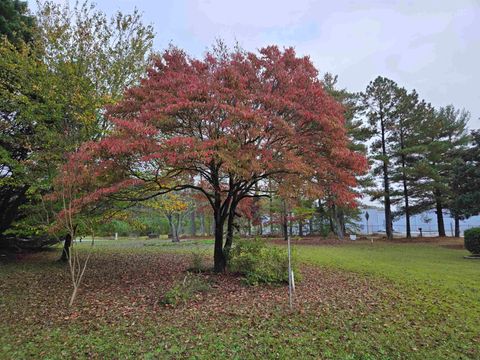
[{"x1": 30, "y1": 0, "x2": 480, "y2": 128}]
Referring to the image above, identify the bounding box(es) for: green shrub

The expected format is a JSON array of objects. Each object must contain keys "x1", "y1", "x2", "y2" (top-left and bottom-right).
[
  {"x1": 464, "y1": 227, "x2": 480, "y2": 254},
  {"x1": 188, "y1": 252, "x2": 207, "y2": 273},
  {"x1": 319, "y1": 223, "x2": 331, "y2": 238},
  {"x1": 228, "y1": 238, "x2": 300, "y2": 285},
  {"x1": 160, "y1": 273, "x2": 210, "y2": 306}
]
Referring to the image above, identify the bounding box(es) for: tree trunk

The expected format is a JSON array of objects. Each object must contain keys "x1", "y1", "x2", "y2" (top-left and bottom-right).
[
  {"x1": 298, "y1": 219, "x2": 303, "y2": 237},
  {"x1": 210, "y1": 215, "x2": 215, "y2": 236},
  {"x1": 199, "y1": 212, "x2": 205, "y2": 236},
  {"x1": 309, "y1": 217, "x2": 313, "y2": 235},
  {"x1": 0, "y1": 185, "x2": 28, "y2": 236},
  {"x1": 60, "y1": 233, "x2": 72, "y2": 262},
  {"x1": 383, "y1": 170, "x2": 393, "y2": 240},
  {"x1": 454, "y1": 215, "x2": 460, "y2": 237},
  {"x1": 328, "y1": 213, "x2": 334, "y2": 233},
  {"x1": 399, "y1": 135, "x2": 412, "y2": 238},
  {"x1": 282, "y1": 221, "x2": 288, "y2": 241},
  {"x1": 289, "y1": 216, "x2": 293, "y2": 237},
  {"x1": 403, "y1": 175, "x2": 411, "y2": 239},
  {"x1": 172, "y1": 224, "x2": 179, "y2": 242},
  {"x1": 176, "y1": 214, "x2": 183, "y2": 242},
  {"x1": 213, "y1": 214, "x2": 226, "y2": 272},
  {"x1": 333, "y1": 205, "x2": 344, "y2": 240},
  {"x1": 380, "y1": 113, "x2": 393, "y2": 240},
  {"x1": 282, "y1": 199, "x2": 288, "y2": 241},
  {"x1": 435, "y1": 191, "x2": 446, "y2": 237},
  {"x1": 167, "y1": 214, "x2": 179, "y2": 242},
  {"x1": 340, "y1": 209, "x2": 346, "y2": 235},
  {"x1": 176, "y1": 213, "x2": 183, "y2": 238},
  {"x1": 224, "y1": 204, "x2": 237, "y2": 255},
  {"x1": 269, "y1": 179, "x2": 274, "y2": 235},
  {"x1": 190, "y1": 210, "x2": 196, "y2": 237}
]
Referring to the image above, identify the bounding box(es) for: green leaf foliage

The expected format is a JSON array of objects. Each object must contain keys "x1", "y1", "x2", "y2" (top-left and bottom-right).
[
  {"x1": 0, "y1": 0, "x2": 154, "y2": 241},
  {"x1": 0, "y1": 0, "x2": 36, "y2": 45},
  {"x1": 228, "y1": 238, "x2": 299, "y2": 285}
]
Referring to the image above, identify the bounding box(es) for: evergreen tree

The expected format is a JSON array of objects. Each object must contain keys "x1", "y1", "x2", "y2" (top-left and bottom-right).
[
  {"x1": 389, "y1": 88, "x2": 431, "y2": 238},
  {"x1": 323, "y1": 73, "x2": 371, "y2": 238},
  {"x1": 408, "y1": 105, "x2": 469, "y2": 237},
  {"x1": 361, "y1": 77, "x2": 400, "y2": 239},
  {"x1": 449, "y1": 130, "x2": 480, "y2": 236}
]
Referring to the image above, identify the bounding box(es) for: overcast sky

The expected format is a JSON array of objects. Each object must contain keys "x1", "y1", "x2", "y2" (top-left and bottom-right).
[{"x1": 31, "y1": 0, "x2": 480, "y2": 129}]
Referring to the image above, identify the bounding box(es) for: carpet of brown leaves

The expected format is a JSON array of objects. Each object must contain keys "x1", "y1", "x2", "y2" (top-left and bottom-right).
[
  {"x1": 2, "y1": 248, "x2": 479, "y2": 359},
  {"x1": 0, "y1": 250, "x2": 387, "y2": 330}
]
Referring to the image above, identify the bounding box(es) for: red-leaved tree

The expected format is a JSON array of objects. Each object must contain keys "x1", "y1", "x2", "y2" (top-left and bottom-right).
[{"x1": 60, "y1": 44, "x2": 367, "y2": 272}]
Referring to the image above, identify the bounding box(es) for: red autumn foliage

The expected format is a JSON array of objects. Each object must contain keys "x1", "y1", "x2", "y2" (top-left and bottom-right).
[{"x1": 56, "y1": 44, "x2": 367, "y2": 271}]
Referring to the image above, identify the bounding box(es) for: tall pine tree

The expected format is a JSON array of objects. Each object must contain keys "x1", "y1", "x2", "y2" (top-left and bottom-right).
[
  {"x1": 408, "y1": 105, "x2": 469, "y2": 237},
  {"x1": 361, "y1": 76, "x2": 399, "y2": 239},
  {"x1": 323, "y1": 73, "x2": 371, "y2": 238},
  {"x1": 389, "y1": 88, "x2": 431, "y2": 238},
  {"x1": 449, "y1": 130, "x2": 480, "y2": 236}
]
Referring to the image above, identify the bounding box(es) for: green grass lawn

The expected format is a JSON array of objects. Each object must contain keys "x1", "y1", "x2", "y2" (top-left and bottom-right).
[
  {"x1": 1, "y1": 238, "x2": 479, "y2": 359},
  {"x1": 296, "y1": 242, "x2": 480, "y2": 308},
  {"x1": 295, "y1": 241, "x2": 480, "y2": 358}
]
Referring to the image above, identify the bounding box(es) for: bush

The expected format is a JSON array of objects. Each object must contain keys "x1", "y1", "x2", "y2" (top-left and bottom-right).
[
  {"x1": 464, "y1": 228, "x2": 480, "y2": 255},
  {"x1": 160, "y1": 273, "x2": 210, "y2": 306},
  {"x1": 228, "y1": 238, "x2": 300, "y2": 285},
  {"x1": 187, "y1": 252, "x2": 207, "y2": 273}
]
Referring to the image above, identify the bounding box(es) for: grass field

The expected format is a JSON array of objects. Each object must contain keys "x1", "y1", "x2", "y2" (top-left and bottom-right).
[
  {"x1": 296, "y1": 240, "x2": 479, "y2": 308},
  {"x1": 1, "y1": 237, "x2": 479, "y2": 359}
]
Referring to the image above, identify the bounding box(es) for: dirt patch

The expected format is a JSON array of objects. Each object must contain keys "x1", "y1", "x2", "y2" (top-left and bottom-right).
[
  {"x1": 267, "y1": 237, "x2": 348, "y2": 246},
  {"x1": 390, "y1": 236, "x2": 463, "y2": 244},
  {"x1": 441, "y1": 244, "x2": 465, "y2": 250}
]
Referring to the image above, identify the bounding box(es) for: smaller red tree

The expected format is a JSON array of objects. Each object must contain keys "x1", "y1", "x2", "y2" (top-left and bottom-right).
[
  {"x1": 58, "y1": 44, "x2": 367, "y2": 272},
  {"x1": 45, "y1": 160, "x2": 122, "y2": 305}
]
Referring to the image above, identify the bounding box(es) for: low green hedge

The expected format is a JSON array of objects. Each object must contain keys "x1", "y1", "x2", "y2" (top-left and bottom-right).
[{"x1": 464, "y1": 227, "x2": 480, "y2": 255}]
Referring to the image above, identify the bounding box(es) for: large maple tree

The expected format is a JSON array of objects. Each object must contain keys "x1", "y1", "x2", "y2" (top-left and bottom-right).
[{"x1": 62, "y1": 45, "x2": 367, "y2": 271}]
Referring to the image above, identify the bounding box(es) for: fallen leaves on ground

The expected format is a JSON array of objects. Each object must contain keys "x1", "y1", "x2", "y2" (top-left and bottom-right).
[{"x1": 0, "y1": 249, "x2": 478, "y2": 359}]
